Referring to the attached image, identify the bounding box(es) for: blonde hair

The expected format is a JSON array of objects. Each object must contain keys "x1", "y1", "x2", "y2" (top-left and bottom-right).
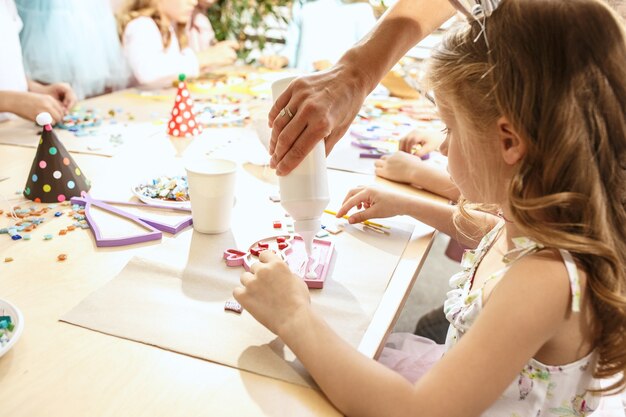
[
  {"x1": 117, "y1": 0, "x2": 188, "y2": 49},
  {"x1": 428, "y1": 0, "x2": 626, "y2": 394}
]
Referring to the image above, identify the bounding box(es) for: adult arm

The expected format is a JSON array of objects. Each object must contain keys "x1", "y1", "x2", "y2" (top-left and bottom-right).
[{"x1": 268, "y1": 0, "x2": 455, "y2": 175}]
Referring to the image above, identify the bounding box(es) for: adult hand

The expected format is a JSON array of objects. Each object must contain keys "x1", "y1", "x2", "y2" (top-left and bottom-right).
[
  {"x1": 374, "y1": 152, "x2": 424, "y2": 184},
  {"x1": 268, "y1": 64, "x2": 369, "y2": 175},
  {"x1": 336, "y1": 185, "x2": 409, "y2": 224},
  {"x1": 258, "y1": 55, "x2": 289, "y2": 70},
  {"x1": 11, "y1": 92, "x2": 66, "y2": 123},
  {"x1": 233, "y1": 250, "x2": 311, "y2": 336},
  {"x1": 41, "y1": 82, "x2": 77, "y2": 110},
  {"x1": 398, "y1": 128, "x2": 444, "y2": 157}
]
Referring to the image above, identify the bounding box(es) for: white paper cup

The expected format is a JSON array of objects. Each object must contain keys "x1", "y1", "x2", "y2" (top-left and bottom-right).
[{"x1": 185, "y1": 158, "x2": 237, "y2": 234}]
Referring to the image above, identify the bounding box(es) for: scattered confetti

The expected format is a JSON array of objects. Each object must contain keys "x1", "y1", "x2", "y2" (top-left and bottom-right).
[{"x1": 224, "y1": 300, "x2": 243, "y2": 314}]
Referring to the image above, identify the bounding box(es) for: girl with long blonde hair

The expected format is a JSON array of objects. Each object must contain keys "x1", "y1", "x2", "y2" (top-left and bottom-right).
[
  {"x1": 117, "y1": 0, "x2": 239, "y2": 85},
  {"x1": 235, "y1": 0, "x2": 626, "y2": 415}
]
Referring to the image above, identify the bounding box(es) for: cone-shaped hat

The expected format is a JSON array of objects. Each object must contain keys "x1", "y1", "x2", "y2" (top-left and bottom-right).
[
  {"x1": 167, "y1": 74, "x2": 202, "y2": 137},
  {"x1": 23, "y1": 112, "x2": 91, "y2": 203}
]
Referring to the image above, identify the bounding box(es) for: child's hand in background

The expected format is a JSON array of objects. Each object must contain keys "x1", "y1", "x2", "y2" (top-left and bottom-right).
[
  {"x1": 199, "y1": 40, "x2": 239, "y2": 68},
  {"x1": 39, "y1": 82, "x2": 77, "y2": 110},
  {"x1": 258, "y1": 55, "x2": 289, "y2": 70},
  {"x1": 375, "y1": 152, "x2": 425, "y2": 184},
  {"x1": 336, "y1": 186, "x2": 409, "y2": 224},
  {"x1": 398, "y1": 128, "x2": 443, "y2": 157},
  {"x1": 234, "y1": 250, "x2": 311, "y2": 337},
  {"x1": 11, "y1": 91, "x2": 67, "y2": 123}
]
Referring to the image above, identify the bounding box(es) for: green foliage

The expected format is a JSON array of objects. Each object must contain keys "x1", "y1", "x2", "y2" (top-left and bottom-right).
[{"x1": 207, "y1": 0, "x2": 292, "y2": 63}]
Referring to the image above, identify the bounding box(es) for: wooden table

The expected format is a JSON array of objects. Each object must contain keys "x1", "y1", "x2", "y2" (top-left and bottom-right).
[{"x1": 0, "y1": 87, "x2": 442, "y2": 416}]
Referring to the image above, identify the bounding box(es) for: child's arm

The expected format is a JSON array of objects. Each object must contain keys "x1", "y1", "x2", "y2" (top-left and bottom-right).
[
  {"x1": 0, "y1": 91, "x2": 65, "y2": 123},
  {"x1": 335, "y1": 186, "x2": 497, "y2": 248},
  {"x1": 235, "y1": 248, "x2": 577, "y2": 417},
  {"x1": 27, "y1": 80, "x2": 77, "y2": 110},
  {"x1": 374, "y1": 153, "x2": 460, "y2": 201}
]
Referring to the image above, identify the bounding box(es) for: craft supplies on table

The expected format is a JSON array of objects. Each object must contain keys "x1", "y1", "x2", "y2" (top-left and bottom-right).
[
  {"x1": 70, "y1": 192, "x2": 192, "y2": 247},
  {"x1": 224, "y1": 234, "x2": 335, "y2": 289},
  {"x1": 0, "y1": 298, "x2": 24, "y2": 358}
]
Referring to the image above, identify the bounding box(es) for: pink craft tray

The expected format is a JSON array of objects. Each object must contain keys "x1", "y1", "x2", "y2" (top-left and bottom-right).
[{"x1": 224, "y1": 234, "x2": 334, "y2": 289}]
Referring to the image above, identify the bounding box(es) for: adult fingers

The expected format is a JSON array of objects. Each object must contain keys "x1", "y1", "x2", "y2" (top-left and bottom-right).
[
  {"x1": 274, "y1": 121, "x2": 330, "y2": 175},
  {"x1": 322, "y1": 123, "x2": 349, "y2": 157},
  {"x1": 269, "y1": 102, "x2": 308, "y2": 167},
  {"x1": 268, "y1": 82, "x2": 293, "y2": 129}
]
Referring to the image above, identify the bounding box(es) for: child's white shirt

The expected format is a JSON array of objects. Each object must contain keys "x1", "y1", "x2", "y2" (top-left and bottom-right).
[
  {"x1": 123, "y1": 16, "x2": 199, "y2": 85},
  {"x1": 0, "y1": 0, "x2": 28, "y2": 122}
]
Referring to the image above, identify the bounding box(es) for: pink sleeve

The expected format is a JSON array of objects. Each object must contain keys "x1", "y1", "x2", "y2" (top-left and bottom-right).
[{"x1": 123, "y1": 17, "x2": 199, "y2": 85}]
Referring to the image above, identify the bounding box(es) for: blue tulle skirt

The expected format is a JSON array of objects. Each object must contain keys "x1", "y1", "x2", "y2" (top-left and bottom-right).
[{"x1": 16, "y1": 0, "x2": 131, "y2": 99}]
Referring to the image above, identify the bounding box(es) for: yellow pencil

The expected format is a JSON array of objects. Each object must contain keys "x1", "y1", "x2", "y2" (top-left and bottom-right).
[{"x1": 324, "y1": 209, "x2": 390, "y2": 229}]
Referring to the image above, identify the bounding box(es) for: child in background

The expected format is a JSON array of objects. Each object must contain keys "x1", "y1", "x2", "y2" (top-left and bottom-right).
[
  {"x1": 258, "y1": 0, "x2": 376, "y2": 72},
  {"x1": 0, "y1": 0, "x2": 76, "y2": 123},
  {"x1": 16, "y1": 0, "x2": 130, "y2": 100},
  {"x1": 235, "y1": 1, "x2": 626, "y2": 415},
  {"x1": 118, "y1": 0, "x2": 239, "y2": 86}
]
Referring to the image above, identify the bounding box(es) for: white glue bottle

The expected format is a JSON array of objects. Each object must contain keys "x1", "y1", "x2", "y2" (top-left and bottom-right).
[{"x1": 271, "y1": 76, "x2": 330, "y2": 262}]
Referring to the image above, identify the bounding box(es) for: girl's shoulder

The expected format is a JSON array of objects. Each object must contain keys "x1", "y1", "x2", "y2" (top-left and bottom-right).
[
  {"x1": 123, "y1": 16, "x2": 164, "y2": 47},
  {"x1": 124, "y1": 16, "x2": 160, "y2": 37},
  {"x1": 496, "y1": 247, "x2": 586, "y2": 316}
]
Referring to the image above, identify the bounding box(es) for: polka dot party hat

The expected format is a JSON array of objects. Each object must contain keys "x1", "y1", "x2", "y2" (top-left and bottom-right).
[
  {"x1": 167, "y1": 74, "x2": 202, "y2": 138},
  {"x1": 23, "y1": 112, "x2": 91, "y2": 203}
]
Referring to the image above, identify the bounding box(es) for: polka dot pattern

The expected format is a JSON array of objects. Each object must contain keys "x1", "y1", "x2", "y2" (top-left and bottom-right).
[
  {"x1": 24, "y1": 124, "x2": 91, "y2": 203},
  {"x1": 167, "y1": 79, "x2": 202, "y2": 139}
]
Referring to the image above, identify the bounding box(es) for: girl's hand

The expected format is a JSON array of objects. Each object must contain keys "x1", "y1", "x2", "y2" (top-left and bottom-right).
[
  {"x1": 268, "y1": 64, "x2": 369, "y2": 175},
  {"x1": 233, "y1": 250, "x2": 311, "y2": 337},
  {"x1": 258, "y1": 55, "x2": 289, "y2": 70},
  {"x1": 42, "y1": 83, "x2": 77, "y2": 110},
  {"x1": 374, "y1": 152, "x2": 424, "y2": 184},
  {"x1": 200, "y1": 41, "x2": 239, "y2": 67},
  {"x1": 398, "y1": 128, "x2": 444, "y2": 157},
  {"x1": 336, "y1": 186, "x2": 408, "y2": 224},
  {"x1": 11, "y1": 92, "x2": 66, "y2": 123}
]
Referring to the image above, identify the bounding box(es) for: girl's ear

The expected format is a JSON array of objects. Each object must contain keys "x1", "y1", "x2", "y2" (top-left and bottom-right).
[{"x1": 497, "y1": 117, "x2": 526, "y2": 165}]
